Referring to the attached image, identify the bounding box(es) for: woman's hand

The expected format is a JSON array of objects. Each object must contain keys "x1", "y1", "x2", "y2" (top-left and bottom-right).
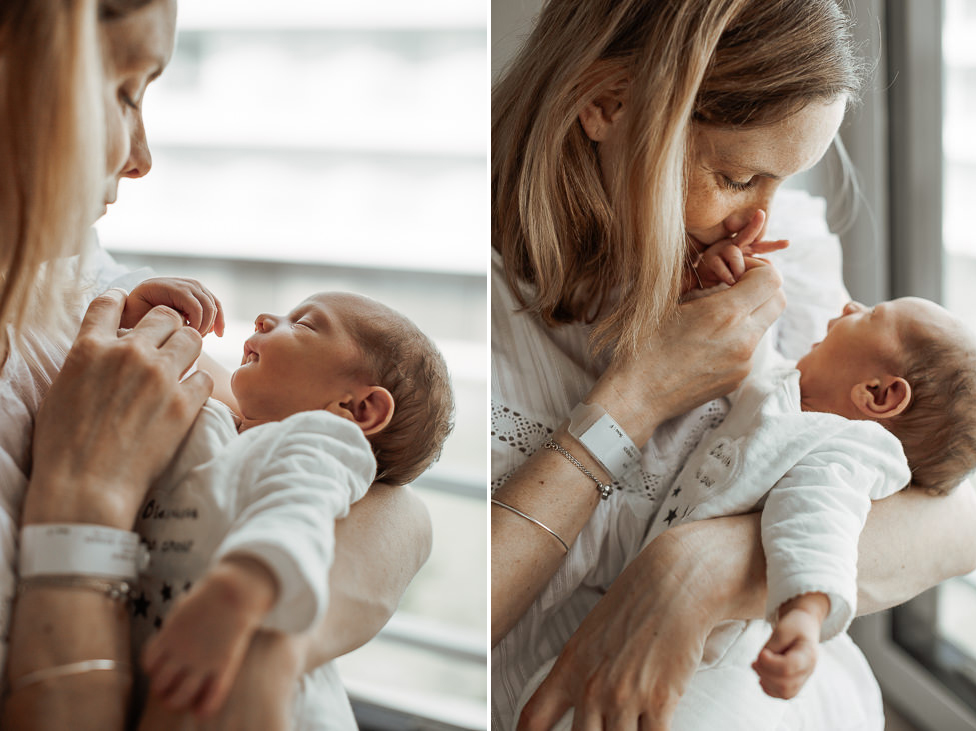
[
  {"x1": 25, "y1": 289, "x2": 213, "y2": 529},
  {"x1": 590, "y1": 257, "x2": 786, "y2": 447},
  {"x1": 518, "y1": 515, "x2": 766, "y2": 731},
  {"x1": 122, "y1": 277, "x2": 226, "y2": 336}
]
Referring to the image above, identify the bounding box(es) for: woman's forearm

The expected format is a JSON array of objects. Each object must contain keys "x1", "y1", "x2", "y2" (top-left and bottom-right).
[
  {"x1": 491, "y1": 427, "x2": 612, "y2": 646},
  {"x1": 675, "y1": 482, "x2": 976, "y2": 626},
  {"x1": 305, "y1": 483, "x2": 432, "y2": 670},
  {"x1": 3, "y1": 590, "x2": 131, "y2": 730},
  {"x1": 857, "y1": 483, "x2": 976, "y2": 614}
]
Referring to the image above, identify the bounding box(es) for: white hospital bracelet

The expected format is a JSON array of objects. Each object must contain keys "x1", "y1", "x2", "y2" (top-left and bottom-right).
[
  {"x1": 566, "y1": 402, "x2": 640, "y2": 481},
  {"x1": 19, "y1": 524, "x2": 148, "y2": 580}
]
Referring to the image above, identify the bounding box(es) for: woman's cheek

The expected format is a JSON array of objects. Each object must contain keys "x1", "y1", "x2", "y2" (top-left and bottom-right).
[{"x1": 684, "y1": 185, "x2": 732, "y2": 239}]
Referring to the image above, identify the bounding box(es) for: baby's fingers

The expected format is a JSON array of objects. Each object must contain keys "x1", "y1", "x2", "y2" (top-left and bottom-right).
[
  {"x1": 745, "y1": 238, "x2": 789, "y2": 255},
  {"x1": 213, "y1": 294, "x2": 226, "y2": 337},
  {"x1": 150, "y1": 657, "x2": 187, "y2": 699},
  {"x1": 729, "y1": 209, "x2": 766, "y2": 249},
  {"x1": 164, "y1": 668, "x2": 210, "y2": 711},
  {"x1": 196, "y1": 666, "x2": 237, "y2": 718},
  {"x1": 705, "y1": 255, "x2": 736, "y2": 286}
]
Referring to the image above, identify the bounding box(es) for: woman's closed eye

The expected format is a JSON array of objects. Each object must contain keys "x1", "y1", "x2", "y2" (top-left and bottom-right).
[
  {"x1": 119, "y1": 88, "x2": 140, "y2": 111},
  {"x1": 720, "y1": 174, "x2": 757, "y2": 192}
]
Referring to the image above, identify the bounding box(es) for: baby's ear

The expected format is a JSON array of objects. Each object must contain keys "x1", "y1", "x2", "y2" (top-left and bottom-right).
[
  {"x1": 343, "y1": 387, "x2": 395, "y2": 436},
  {"x1": 850, "y1": 376, "x2": 912, "y2": 420}
]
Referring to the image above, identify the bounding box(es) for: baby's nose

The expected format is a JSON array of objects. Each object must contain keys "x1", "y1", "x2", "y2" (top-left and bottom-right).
[{"x1": 255, "y1": 314, "x2": 275, "y2": 332}]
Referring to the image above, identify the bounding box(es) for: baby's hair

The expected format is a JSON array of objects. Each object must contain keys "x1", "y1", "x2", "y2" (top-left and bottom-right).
[
  {"x1": 344, "y1": 297, "x2": 455, "y2": 486},
  {"x1": 888, "y1": 328, "x2": 976, "y2": 495}
]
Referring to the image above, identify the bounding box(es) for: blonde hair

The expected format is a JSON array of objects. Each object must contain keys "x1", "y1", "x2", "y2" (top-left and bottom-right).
[
  {"x1": 0, "y1": 0, "x2": 104, "y2": 356},
  {"x1": 492, "y1": 0, "x2": 864, "y2": 355},
  {"x1": 888, "y1": 330, "x2": 976, "y2": 495}
]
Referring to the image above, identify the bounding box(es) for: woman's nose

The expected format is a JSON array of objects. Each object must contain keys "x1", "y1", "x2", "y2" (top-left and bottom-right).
[
  {"x1": 722, "y1": 189, "x2": 777, "y2": 239},
  {"x1": 121, "y1": 116, "x2": 152, "y2": 179}
]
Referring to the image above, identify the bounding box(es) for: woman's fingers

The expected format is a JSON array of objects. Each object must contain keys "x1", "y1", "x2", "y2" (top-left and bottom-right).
[
  {"x1": 77, "y1": 288, "x2": 127, "y2": 338},
  {"x1": 182, "y1": 369, "x2": 215, "y2": 405},
  {"x1": 518, "y1": 674, "x2": 572, "y2": 731},
  {"x1": 128, "y1": 304, "x2": 190, "y2": 347}
]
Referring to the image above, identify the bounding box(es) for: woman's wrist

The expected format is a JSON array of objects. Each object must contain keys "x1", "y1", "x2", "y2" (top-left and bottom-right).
[
  {"x1": 21, "y1": 475, "x2": 138, "y2": 530},
  {"x1": 585, "y1": 371, "x2": 665, "y2": 449}
]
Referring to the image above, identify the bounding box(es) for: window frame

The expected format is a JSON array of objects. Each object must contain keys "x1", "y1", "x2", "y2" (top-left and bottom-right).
[{"x1": 844, "y1": 2, "x2": 976, "y2": 729}]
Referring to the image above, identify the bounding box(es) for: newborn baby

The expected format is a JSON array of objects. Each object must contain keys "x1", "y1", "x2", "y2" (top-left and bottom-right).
[{"x1": 121, "y1": 279, "x2": 454, "y2": 726}]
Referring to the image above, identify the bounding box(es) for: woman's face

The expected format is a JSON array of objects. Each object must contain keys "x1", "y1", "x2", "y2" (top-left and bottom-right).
[
  {"x1": 684, "y1": 98, "x2": 847, "y2": 248},
  {"x1": 100, "y1": 0, "x2": 177, "y2": 215}
]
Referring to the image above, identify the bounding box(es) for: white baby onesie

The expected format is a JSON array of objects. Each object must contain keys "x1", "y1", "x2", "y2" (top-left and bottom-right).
[
  {"x1": 517, "y1": 350, "x2": 911, "y2": 731},
  {"x1": 131, "y1": 399, "x2": 376, "y2": 730}
]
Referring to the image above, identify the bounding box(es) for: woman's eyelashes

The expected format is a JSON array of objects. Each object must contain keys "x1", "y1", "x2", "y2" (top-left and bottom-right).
[
  {"x1": 720, "y1": 174, "x2": 757, "y2": 192},
  {"x1": 119, "y1": 87, "x2": 140, "y2": 111}
]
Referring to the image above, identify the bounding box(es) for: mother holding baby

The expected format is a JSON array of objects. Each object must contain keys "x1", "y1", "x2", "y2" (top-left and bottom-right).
[
  {"x1": 0, "y1": 1, "x2": 431, "y2": 729},
  {"x1": 491, "y1": 1, "x2": 976, "y2": 729}
]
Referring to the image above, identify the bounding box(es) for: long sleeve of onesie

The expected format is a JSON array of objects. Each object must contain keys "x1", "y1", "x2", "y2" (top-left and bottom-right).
[
  {"x1": 213, "y1": 411, "x2": 376, "y2": 634},
  {"x1": 760, "y1": 418, "x2": 910, "y2": 639}
]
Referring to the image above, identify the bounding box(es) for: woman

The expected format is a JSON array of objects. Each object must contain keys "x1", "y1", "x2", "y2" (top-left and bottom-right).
[
  {"x1": 491, "y1": 1, "x2": 976, "y2": 729},
  {"x1": 0, "y1": 1, "x2": 430, "y2": 728}
]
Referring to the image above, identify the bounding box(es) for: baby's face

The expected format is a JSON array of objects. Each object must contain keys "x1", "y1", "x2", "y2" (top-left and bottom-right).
[
  {"x1": 230, "y1": 293, "x2": 371, "y2": 423},
  {"x1": 797, "y1": 298, "x2": 965, "y2": 408}
]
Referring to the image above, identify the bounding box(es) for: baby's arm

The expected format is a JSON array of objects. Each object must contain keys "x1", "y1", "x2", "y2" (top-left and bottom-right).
[
  {"x1": 753, "y1": 592, "x2": 829, "y2": 698},
  {"x1": 141, "y1": 413, "x2": 376, "y2": 716},
  {"x1": 121, "y1": 276, "x2": 225, "y2": 336},
  {"x1": 755, "y1": 420, "x2": 910, "y2": 697},
  {"x1": 142, "y1": 554, "x2": 279, "y2": 716}
]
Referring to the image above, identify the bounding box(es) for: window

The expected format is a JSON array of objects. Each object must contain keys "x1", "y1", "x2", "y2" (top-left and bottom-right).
[
  {"x1": 844, "y1": 2, "x2": 976, "y2": 729},
  {"x1": 96, "y1": 3, "x2": 487, "y2": 728}
]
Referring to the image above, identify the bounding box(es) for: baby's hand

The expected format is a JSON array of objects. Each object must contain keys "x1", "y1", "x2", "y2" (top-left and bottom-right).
[
  {"x1": 687, "y1": 210, "x2": 789, "y2": 290},
  {"x1": 121, "y1": 277, "x2": 225, "y2": 336},
  {"x1": 142, "y1": 555, "x2": 278, "y2": 717},
  {"x1": 752, "y1": 593, "x2": 829, "y2": 699}
]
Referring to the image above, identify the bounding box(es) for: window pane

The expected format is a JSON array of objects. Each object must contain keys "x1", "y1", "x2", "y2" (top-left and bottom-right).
[
  {"x1": 97, "y1": 1, "x2": 487, "y2": 726},
  {"x1": 891, "y1": 1, "x2": 976, "y2": 714}
]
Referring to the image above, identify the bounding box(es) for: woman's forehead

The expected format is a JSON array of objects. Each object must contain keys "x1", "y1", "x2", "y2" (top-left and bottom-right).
[
  {"x1": 101, "y1": 0, "x2": 177, "y2": 75},
  {"x1": 693, "y1": 98, "x2": 847, "y2": 179}
]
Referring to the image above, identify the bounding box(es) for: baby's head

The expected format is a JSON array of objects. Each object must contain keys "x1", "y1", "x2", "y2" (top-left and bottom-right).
[
  {"x1": 797, "y1": 298, "x2": 976, "y2": 494},
  {"x1": 231, "y1": 292, "x2": 455, "y2": 485}
]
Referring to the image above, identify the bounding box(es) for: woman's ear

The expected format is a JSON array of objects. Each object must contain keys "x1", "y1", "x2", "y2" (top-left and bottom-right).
[
  {"x1": 578, "y1": 80, "x2": 629, "y2": 142},
  {"x1": 850, "y1": 376, "x2": 912, "y2": 420},
  {"x1": 340, "y1": 386, "x2": 395, "y2": 436}
]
